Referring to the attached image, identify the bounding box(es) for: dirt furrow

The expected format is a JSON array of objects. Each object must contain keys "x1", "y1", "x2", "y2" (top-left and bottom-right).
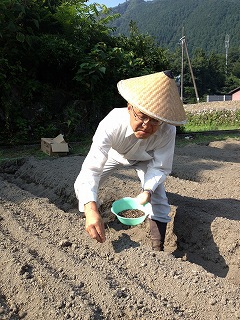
[
  {"x1": 0, "y1": 212, "x2": 107, "y2": 319},
  {"x1": 0, "y1": 137, "x2": 239, "y2": 320},
  {"x1": 1, "y1": 193, "x2": 240, "y2": 320},
  {"x1": 0, "y1": 206, "x2": 126, "y2": 319},
  {"x1": 0, "y1": 197, "x2": 182, "y2": 319}
]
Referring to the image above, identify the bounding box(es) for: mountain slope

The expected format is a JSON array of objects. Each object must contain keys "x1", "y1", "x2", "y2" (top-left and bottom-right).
[{"x1": 111, "y1": 0, "x2": 240, "y2": 54}]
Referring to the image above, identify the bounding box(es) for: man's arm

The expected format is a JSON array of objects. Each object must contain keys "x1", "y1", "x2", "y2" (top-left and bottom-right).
[
  {"x1": 143, "y1": 125, "x2": 176, "y2": 192},
  {"x1": 84, "y1": 201, "x2": 106, "y2": 243}
]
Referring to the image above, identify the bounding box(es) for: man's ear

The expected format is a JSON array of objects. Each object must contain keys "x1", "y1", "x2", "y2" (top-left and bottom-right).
[{"x1": 127, "y1": 103, "x2": 131, "y2": 112}]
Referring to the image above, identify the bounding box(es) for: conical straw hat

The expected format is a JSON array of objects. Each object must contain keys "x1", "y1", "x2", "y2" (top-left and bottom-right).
[{"x1": 117, "y1": 70, "x2": 187, "y2": 125}]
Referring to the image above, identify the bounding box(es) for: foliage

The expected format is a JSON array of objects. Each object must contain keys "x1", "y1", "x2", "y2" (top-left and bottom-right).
[
  {"x1": 116, "y1": 21, "x2": 169, "y2": 76},
  {"x1": 168, "y1": 46, "x2": 239, "y2": 104},
  {"x1": 184, "y1": 109, "x2": 240, "y2": 132},
  {"x1": 0, "y1": 0, "x2": 171, "y2": 144},
  {"x1": 0, "y1": 0, "x2": 240, "y2": 145},
  {"x1": 111, "y1": 0, "x2": 240, "y2": 54}
]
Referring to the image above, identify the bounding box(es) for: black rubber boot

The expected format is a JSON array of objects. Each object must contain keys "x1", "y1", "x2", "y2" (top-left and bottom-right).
[{"x1": 149, "y1": 219, "x2": 167, "y2": 251}]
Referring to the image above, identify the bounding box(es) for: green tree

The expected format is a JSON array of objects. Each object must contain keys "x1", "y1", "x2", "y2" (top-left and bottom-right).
[
  {"x1": 5, "y1": 0, "x2": 237, "y2": 144},
  {"x1": 116, "y1": 21, "x2": 169, "y2": 78},
  {"x1": 0, "y1": 0, "x2": 119, "y2": 142}
]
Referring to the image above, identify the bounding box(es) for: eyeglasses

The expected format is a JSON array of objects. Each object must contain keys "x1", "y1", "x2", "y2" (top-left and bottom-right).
[{"x1": 131, "y1": 106, "x2": 162, "y2": 126}]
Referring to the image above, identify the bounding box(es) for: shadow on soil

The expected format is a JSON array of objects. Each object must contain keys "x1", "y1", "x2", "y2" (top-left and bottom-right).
[
  {"x1": 107, "y1": 220, "x2": 140, "y2": 253},
  {"x1": 169, "y1": 192, "x2": 240, "y2": 278}
]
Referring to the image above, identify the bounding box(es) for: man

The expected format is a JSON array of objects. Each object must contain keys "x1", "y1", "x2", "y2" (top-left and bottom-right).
[{"x1": 74, "y1": 70, "x2": 187, "y2": 251}]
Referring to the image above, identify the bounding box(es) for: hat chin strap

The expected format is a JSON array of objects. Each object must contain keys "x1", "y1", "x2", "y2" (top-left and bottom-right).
[{"x1": 163, "y1": 70, "x2": 174, "y2": 79}]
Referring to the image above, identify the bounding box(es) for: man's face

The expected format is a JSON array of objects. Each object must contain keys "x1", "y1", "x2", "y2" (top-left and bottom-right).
[{"x1": 127, "y1": 104, "x2": 161, "y2": 139}]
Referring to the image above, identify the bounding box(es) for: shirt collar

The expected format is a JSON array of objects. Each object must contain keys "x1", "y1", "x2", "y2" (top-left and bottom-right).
[
  {"x1": 126, "y1": 123, "x2": 134, "y2": 137},
  {"x1": 125, "y1": 122, "x2": 160, "y2": 138}
]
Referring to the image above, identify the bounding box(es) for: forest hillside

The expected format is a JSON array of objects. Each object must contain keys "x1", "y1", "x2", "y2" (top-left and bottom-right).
[{"x1": 111, "y1": 0, "x2": 240, "y2": 54}]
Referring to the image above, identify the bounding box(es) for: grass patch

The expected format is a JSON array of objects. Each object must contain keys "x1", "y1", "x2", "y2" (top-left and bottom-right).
[
  {"x1": 183, "y1": 124, "x2": 240, "y2": 132},
  {"x1": 176, "y1": 132, "x2": 239, "y2": 147},
  {"x1": 184, "y1": 109, "x2": 240, "y2": 132},
  {"x1": 0, "y1": 132, "x2": 239, "y2": 162},
  {"x1": 0, "y1": 136, "x2": 93, "y2": 162},
  {"x1": 0, "y1": 145, "x2": 49, "y2": 163}
]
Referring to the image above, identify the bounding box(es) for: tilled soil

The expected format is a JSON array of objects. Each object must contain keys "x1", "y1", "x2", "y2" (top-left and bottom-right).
[{"x1": 0, "y1": 103, "x2": 240, "y2": 319}]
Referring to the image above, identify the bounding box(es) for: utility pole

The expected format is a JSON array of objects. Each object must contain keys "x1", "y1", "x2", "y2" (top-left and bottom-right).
[
  {"x1": 180, "y1": 27, "x2": 184, "y2": 101},
  {"x1": 225, "y1": 34, "x2": 230, "y2": 74},
  {"x1": 179, "y1": 30, "x2": 199, "y2": 103}
]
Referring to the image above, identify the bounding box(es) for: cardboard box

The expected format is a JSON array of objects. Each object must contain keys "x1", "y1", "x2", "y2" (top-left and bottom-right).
[{"x1": 41, "y1": 134, "x2": 69, "y2": 156}]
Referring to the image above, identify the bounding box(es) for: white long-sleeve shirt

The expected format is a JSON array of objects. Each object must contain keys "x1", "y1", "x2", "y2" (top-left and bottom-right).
[{"x1": 74, "y1": 108, "x2": 176, "y2": 210}]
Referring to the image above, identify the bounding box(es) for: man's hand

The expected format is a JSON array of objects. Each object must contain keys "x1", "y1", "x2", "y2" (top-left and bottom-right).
[
  {"x1": 136, "y1": 190, "x2": 151, "y2": 205},
  {"x1": 84, "y1": 202, "x2": 106, "y2": 243}
]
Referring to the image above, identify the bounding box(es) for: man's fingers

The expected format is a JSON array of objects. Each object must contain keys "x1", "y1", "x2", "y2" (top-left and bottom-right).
[
  {"x1": 87, "y1": 224, "x2": 106, "y2": 243},
  {"x1": 85, "y1": 209, "x2": 106, "y2": 243},
  {"x1": 88, "y1": 226, "x2": 100, "y2": 242},
  {"x1": 95, "y1": 223, "x2": 106, "y2": 243}
]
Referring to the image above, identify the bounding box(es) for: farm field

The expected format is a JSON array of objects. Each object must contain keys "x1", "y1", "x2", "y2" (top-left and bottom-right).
[{"x1": 0, "y1": 101, "x2": 239, "y2": 319}]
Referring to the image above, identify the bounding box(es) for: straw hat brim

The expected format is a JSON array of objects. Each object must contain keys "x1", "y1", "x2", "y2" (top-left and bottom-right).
[{"x1": 117, "y1": 71, "x2": 187, "y2": 126}]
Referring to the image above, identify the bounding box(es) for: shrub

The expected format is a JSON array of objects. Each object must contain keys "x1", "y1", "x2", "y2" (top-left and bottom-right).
[{"x1": 184, "y1": 109, "x2": 240, "y2": 132}]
